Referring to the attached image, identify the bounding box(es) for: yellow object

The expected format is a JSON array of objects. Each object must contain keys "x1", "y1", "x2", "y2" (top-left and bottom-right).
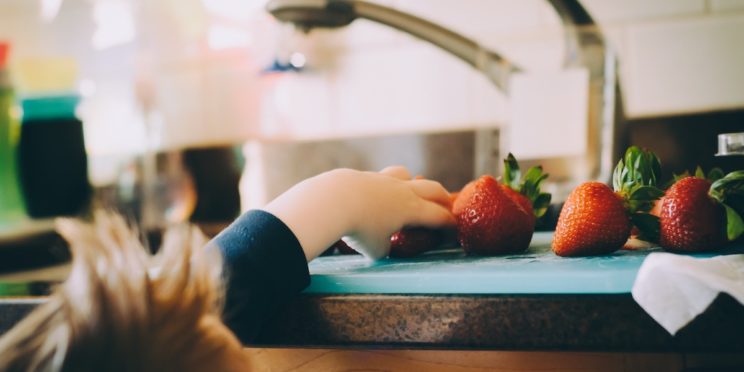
[{"x1": 12, "y1": 57, "x2": 78, "y2": 95}]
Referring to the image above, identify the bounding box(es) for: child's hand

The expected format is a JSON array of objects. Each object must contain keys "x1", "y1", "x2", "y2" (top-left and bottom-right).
[{"x1": 264, "y1": 166, "x2": 455, "y2": 261}]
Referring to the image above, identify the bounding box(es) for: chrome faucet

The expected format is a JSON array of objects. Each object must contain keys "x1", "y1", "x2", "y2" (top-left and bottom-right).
[
  {"x1": 266, "y1": 0, "x2": 621, "y2": 197},
  {"x1": 268, "y1": 0, "x2": 518, "y2": 92}
]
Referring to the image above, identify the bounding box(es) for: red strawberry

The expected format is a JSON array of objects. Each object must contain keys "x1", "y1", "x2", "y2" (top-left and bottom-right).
[
  {"x1": 553, "y1": 182, "x2": 631, "y2": 256},
  {"x1": 659, "y1": 177, "x2": 725, "y2": 252},
  {"x1": 501, "y1": 184, "x2": 534, "y2": 221},
  {"x1": 452, "y1": 180, "x2": 476, "y2": 216},
  {"x1": 553, "y1": 146, "x2": 664, "y2": 256},
  {"x1": 456, "y1": 175, "x2": 534, "y2": 255},
  {"x1": 389, "y1": 227, "x2": 442, "y2": 258},
  {"x1": 628, "y1": 166, "x2": 722, "y2": 241},
  {"x1": 655, "y1": 167, "x2": 744, "y2": 252}
]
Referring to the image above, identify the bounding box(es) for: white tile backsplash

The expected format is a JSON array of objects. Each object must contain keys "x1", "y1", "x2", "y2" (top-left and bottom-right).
[
  {"x1": 509, "y1": 68, "x2": 590, "y2": 159},
  {"x1": 331, "y1": 42, "x2": 485, "y2": 136},
  {"x1": 625, "y1": 14, "x2": 744, "y2": 117}
]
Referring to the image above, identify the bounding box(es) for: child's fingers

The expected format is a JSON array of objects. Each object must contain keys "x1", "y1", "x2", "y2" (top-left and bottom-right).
[
  {"x1": 344, "y1": 234, "x2": 390, "y2": 260},
  {"x1": 408, "y1": 179, "x2": 452, "y2": 208},
  {"x1": 410, "y1": 200, "x2": 456, "y2": 227},
  {"x1": 379, "y1": 165, "x2": 412, "y2": 180}
]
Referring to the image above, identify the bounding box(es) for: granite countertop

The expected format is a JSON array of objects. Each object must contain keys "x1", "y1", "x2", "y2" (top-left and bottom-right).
[
  {"x1": 2, "y1": 291, "x2": 742, "y2": 352},
  {"x1": 255, "y1": 292, "x2": 744, "y2": 351},
  {"x1": 1, "y1": 233, "x2": 743, "y2": 352}
]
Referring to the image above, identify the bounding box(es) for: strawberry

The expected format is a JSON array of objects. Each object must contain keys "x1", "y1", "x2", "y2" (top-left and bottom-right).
[
  {"x1": 454, "y1": 154, "x2": 551, "y2": 222},
  {"x1": 659, "y1": 171, "x2": 744, "y2": 252},
  {"x1": 629, "y1": 166, "x2": 722, "y2": 238},
  {"x1": 651, "y1": 166, "x2": 726, "y2": 219},
  {"x1": 456, "y1": 175, "x2": 534, "y2": 255},
  {"x1": 389, "y1": 227, "x2": 442, "y2": 258},
  {"x1": 553, "y1": 182, "x2": 632, "y2": 256},
  {"x1": 501, "y1": 185, "x2": 534, "y2": 218},
  {"x1": 452, "y1": 180, "x2": 476, "y2": 216},
  {"x1": 453, "y1": 154, "x2": 551, "y2": 255},
  {"x1": 658, "y1": 177, "x2": 723, "y2": 251},
  {"x1": 553, "y1": 147, "x2": 663, "y2": 256}
]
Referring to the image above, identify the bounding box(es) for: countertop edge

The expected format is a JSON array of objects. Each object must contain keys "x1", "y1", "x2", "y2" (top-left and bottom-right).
[
  {"x1": 2, "y1": 293, "x2": 742, "y2": 352},
  {"x1": 254, "y1": 292, "x2": 744, "y2": 352}
]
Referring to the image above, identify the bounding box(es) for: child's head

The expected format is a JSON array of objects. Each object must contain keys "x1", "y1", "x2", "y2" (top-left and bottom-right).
[{"x1": 0, "y1": 212, "x2": 249, "y2": 371}]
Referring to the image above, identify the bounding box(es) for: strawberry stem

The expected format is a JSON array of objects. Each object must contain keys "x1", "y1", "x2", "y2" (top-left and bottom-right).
[
  {"x1": 501, "y1": 153, "x2": 552, "y2": 218},
  {"x1": 710, "y1": 170, "x2": 744, "y2": 241},
  {"x1": 613, "y1": 146, "x2": 664, "y2": 242}
]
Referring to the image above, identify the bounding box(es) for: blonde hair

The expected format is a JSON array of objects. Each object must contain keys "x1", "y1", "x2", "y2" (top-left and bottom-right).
[{"x1": 0, "y1": 212, "x2": 247, "y2": 372}]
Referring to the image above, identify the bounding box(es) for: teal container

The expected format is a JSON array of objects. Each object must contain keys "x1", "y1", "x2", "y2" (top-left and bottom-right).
[
  {"x1": 0, "y1": 69, "x2": 26, "y2": 223},
  {"x1": 17, "y1": 94, "x2": 90, "y2": 218},
  {"x1": 20, "y1": 94, "x2": 80, "y2": 121}
]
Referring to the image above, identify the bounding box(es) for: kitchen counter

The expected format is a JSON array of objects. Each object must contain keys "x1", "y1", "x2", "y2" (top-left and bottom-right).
[
  {"x1": 254, "y1": 293, "x2": 744, "y2": 351},
  {"x1": 2, "y1": 291, "x2": 742, "y2": 352},
  {"x1": 1, "y1": 233, "x2": 743, "y2": 352},
  {"x1": 253, "y1": 232, "x2": 744, "y2": 351}
]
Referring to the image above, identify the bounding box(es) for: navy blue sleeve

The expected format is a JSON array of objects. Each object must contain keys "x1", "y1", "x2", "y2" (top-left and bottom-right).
[{"x1": 210, "y1": 210, "x2": 310, "y2": 344}]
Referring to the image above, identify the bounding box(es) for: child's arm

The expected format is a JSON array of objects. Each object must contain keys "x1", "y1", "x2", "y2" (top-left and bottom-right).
[
  {"x1": 264, "y1": 166, "x2": 454, "y2": 260},
  {"x1": 212, "y1": 166, "x2": 454, "y2": 343}
]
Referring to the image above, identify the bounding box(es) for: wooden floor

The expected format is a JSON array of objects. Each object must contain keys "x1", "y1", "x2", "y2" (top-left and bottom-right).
[{"x1": 243, "y1": 348, "x2": 744, "y2": 371}]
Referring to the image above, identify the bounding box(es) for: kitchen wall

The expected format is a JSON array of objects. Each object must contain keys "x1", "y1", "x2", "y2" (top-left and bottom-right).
[
  {"x1": 1, "y1": 0, "x2": 743, "y2": 151},
  {"x1": 1, "y1": 0, "x2": 742, "y2": 205},
  {"x1": 256, "y1": 0, "x2": 744, "y2": 139}
]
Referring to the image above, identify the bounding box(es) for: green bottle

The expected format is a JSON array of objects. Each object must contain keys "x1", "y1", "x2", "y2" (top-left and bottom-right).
[{"x1": 0, "y1": 42, "x2": 26, "y2": 223}]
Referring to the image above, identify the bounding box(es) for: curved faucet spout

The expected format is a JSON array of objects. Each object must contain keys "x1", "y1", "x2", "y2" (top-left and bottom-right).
[{"x1": 267, "y1": 0, "x2": 517, "y2": 92}]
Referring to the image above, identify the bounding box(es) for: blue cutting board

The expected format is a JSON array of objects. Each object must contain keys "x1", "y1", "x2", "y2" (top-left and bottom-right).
[{"x1": 305, "y1": 232, "x2": 744, "y2": 295}]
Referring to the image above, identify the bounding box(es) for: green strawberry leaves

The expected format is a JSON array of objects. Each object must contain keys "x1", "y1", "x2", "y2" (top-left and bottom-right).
[
  {"x1": 627, "y1": 185, "x2": 665, "y2": 214},
  {"x1": 694, "y1": 166, "x2": 706, "y2": 179},
  {"x1": 629, "y1": 185, "x2": 666, "y2": 200},
  {"x1": 502, "y1": 153, "x2": 551, "y2": 218},
  {"x1": 723, "y1": 204, "x2": 744, "y2": 241},
  {"x1": 630, "y1": 212, "x2": 660, "y2": 242},
  {"x1": 533, "y1": 192, "x2": 552, "y2": 218},
  {"x1": 708, "y1": 168, "x2": 726, "y2": 182},
  {"x1": 503, "y1": 153, "x2": 521, "y2": 190},
  {"x1": 710, "y1": 170, "x2": 744, "y2": 194},
  {"x1": 710, "y1": 170, "x2": 744, "y2": 241},
  {"x1": 613, "y1": 146, "x2": 662, "y2": 194},
  {"x1": 612, "y1": 146, "x2": 665, "y2": 243},
  {"x1": 614, "y1": 146, "x2": 664, "y2": 215},
  {"x1": 689, "y1": 166, "x2": 725, "y2": 181}
]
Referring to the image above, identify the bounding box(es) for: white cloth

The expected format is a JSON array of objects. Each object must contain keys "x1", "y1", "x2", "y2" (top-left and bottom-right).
[{"x1": 632, "y1": 252, "x2": 744, "y2": 335}]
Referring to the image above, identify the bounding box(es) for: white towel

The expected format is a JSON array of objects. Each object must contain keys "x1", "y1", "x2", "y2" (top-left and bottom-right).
[{"x1": 632, "y1": 252, "x2": 744, "y2": 335}]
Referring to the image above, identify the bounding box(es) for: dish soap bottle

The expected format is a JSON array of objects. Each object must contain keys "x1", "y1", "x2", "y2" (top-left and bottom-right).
[
  {"x1": 0, "y1": 42, "x2": 27, "y2": 223},
  {"x1": 15, "y1": 57, "x2": 90, "y2": 218}
]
